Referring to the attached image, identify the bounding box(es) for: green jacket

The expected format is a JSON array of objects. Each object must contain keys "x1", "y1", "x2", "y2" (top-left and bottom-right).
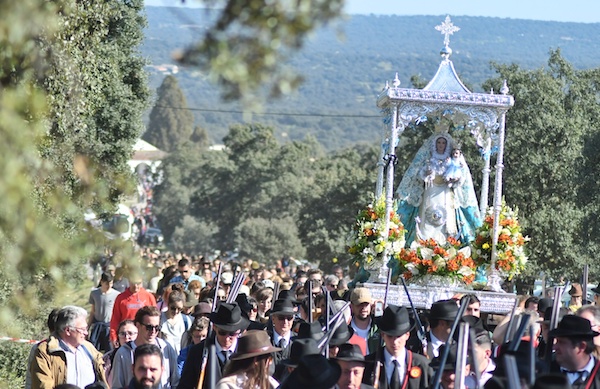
[{"x1": 31, "y1": 334, "x2": 106, "y2": 389}]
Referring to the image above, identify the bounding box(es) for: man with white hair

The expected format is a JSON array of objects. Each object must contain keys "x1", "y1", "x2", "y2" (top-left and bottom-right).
[{"x1": 31, "y1": 305, "x2": 107, "y2": 389}]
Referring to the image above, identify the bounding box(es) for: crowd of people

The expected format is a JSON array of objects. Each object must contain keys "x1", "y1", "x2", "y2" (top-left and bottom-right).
[{"x1": 26, "y1": 252, "x2": 600, "y2": 389}]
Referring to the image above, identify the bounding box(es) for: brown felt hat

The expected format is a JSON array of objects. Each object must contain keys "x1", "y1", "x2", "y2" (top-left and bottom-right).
[
  {"x1": 569, "y1": 283, "x2": 583, "y2": 297},
  {"x1": 230, "y1": 330, "x2": 281, "y2": 360}
]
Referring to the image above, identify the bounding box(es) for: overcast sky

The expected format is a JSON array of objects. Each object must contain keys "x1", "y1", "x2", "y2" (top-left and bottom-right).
[{"x1": 145, "y1": 0, "x2": 600, "y2": 23}]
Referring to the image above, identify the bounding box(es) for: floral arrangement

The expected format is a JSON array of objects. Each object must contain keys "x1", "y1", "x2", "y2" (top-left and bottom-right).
[
  {"x1": 394, "y1": 237, "x2": 477, "y2": 285},
  {"x1": 471, "y1": 202, "x2": 529, "y2": 280},
  {"x1": 348, "y1": 195, "x2": 405, "y2": 270}
]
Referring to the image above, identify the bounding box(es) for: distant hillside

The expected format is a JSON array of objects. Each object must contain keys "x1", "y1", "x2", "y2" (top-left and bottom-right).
[{"x1": 141, "y1": 7, "x2": 600, "y2": 149}]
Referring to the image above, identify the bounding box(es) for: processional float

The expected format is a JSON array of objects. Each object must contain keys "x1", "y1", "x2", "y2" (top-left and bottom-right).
[{"x1": 364, "y1": 16, "x2": 517, "y2": 314}]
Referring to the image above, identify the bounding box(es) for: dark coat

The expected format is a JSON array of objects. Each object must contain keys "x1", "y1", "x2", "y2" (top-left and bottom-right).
[
  {"x1": 177, "y1": 335, "x2": 230, "y2": 389},
  {"x1": 549, "y1": 358, "x2": 600, "y2": 389},
  {"x1": 363, "y1": 347, "x2": 431, "y2": 389},
  {"x1": 267, "y1": 327, "x2": 294, "y2": 380}
]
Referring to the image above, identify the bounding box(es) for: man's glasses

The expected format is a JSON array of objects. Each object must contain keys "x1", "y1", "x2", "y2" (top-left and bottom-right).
[
  {"x1": 143, "y1": 324, "x2": 161, "y2": 333},
  {"x1": 217, "y1": 329, "x2": 241, "y2": 337},
  {"x1": 118, "y1": 331, "x2": 138, "y2": 337},
  {"x1": 169, "y1": 306, "x2": 183, "y2": 313},
  {"x1": 70, "y1": 326, "x2": 88, "y2": 334},
  {"x1": 276, "y1": 315, "x2": 294, "y2": 322}
]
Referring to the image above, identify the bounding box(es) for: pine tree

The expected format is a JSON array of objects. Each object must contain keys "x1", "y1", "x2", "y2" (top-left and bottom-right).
[{"x1": 144, "y1": 75, "x2": 194, "y2": 151}]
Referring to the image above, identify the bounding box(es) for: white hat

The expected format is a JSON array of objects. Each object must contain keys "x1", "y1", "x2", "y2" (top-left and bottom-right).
[
  {"x1": 221, "y1": 272, "x2": 234, "y2": 285},
  {"x1": 263, "y1": 279, "x2": 275, "y2": 289}
]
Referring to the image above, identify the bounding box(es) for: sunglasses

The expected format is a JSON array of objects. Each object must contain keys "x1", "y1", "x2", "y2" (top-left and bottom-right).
[
  {"x1": 143, "y1": 324, "x2": 161, "y2": 333},
  {"x1": 217, "y1": 329, "x2": 241, "y2": 337},
  {"x1": 169, "y1": 306, "x2": 183, "y2": 312},
  {"x1": 118, "y1": 331, "x2": 138, "y2": 337},
  {"x1": 276, "y1": 315, "x2": 294, "y2": 322}
]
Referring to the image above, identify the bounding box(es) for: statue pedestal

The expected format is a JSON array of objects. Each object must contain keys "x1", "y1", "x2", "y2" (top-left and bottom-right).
[{"x1": 361, "y1": 282, "x2": 517, "y2": 314}]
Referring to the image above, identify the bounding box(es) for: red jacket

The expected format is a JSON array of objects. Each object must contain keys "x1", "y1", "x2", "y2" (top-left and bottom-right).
[{"x1": 109, "y1": 288, "x2": 156, "y2": 341}]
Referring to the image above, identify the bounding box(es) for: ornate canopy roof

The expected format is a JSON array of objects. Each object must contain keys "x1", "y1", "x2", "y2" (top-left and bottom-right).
[{"x1": 376, "y1": 16, "x2": 514, "y2": 154}]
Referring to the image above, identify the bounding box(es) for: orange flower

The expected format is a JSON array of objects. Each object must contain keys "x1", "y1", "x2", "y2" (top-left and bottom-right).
[
  {"x1": 364, "y1": 228, "x2": 373, "y2": 236},
  {"x1": 447, "y1": 236, "x2": 460, "y2": 246}
]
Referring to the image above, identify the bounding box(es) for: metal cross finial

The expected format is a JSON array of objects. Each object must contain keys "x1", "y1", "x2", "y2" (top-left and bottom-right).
[{"x1": 435, "y1": 15, "x2": 460, "y2": 47}]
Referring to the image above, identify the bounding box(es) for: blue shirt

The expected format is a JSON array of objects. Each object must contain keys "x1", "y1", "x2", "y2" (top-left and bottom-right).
[{"x1": 169, "y1": 274, "x2": 205, "y2": 289}]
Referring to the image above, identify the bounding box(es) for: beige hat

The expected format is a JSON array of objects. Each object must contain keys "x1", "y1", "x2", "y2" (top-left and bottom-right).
[{"x1": 350, "y1": 287, "x2": 372, "y2": 305}]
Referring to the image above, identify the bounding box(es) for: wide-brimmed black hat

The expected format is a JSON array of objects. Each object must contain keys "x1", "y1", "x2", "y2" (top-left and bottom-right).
[
  {"x1": 210, "y1": 302, "x2": 250, "y2": 332},
  {"x1": 430, "y1": 344, "x2": 469, "y2": 371},
  {"x1": 270, "y1": 298, "x2": 296, "y2": 317},
  {"x1": 591, "y1": 284, "x2": 600, "y2": 295},
  {"x1": 329, "y1": 322, "x2": 354, "y2": 346},
  {"x1": 280, "y1": 354, "x2": 341, "y2": 389},
  {"x1": 532, "y1": 373, "x2": 573, "y2": 389},
  {"x1": 376, "y1": 305, "x2": 414, "y2": 336},
  {"x1": 230, "y1": 330, "x2": 281, "y2": 360},
  {"x1": 540, "y1": 306, "x2": 569, "y2": 324},
  {"x1": 549, "y1": 315, "x2": 599, "y2": 338},
  {"x1": 297, "y1": 321, "x2": 323, "y2": 342},
  {"x1": 235, "y1": 293, "x2": 253, "y2": 318},
  {"x1": 537, "y1": 298, "x2": 553, "y2": 314},
  {"x1": 278, "y1": 289, "x2": 299, "y2": 304},
  {"x1": 280, "y1": 338, "x2": 320, "y2": 367},
  {"x1": 332, "y1": 343, "x2": 371, "y2": 365},
  {"x1": 429, "y1": 299, "x2": 459, "y2": 321},
  {"x1": 452, "y1": 315, "x2": 485, "y2": 342}
]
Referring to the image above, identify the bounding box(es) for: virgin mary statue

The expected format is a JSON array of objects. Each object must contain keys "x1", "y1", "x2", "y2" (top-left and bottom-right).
[{"x1": 396, "y1": 132, "x2": 482, "y2": 245}]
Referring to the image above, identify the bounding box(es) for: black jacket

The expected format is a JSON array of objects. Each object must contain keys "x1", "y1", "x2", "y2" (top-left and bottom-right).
[
  {"x1": 177, "y1": 335, "x2": 231, "y2": 389},
  {"x1": 363, "y1": 347, "x2": 431, "y2": 389}
]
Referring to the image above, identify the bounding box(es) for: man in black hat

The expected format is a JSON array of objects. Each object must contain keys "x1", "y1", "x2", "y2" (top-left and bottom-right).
[
  {"x1": 275, "y1": 338, "x2": 320, "y2": 383},
  {"x1": 550, "y1": 315, "x2": 600, "y2": 387},
  {"x1": 426, "y1": 299, "x2": 459, "y2": 359},
  {"x1": 280, "y1": 354, "x2": 341, "y2": 389},
  {"x1": 334, "y1": 343, "x2": 375, "y2": 389},
  {"x1": 429, "y1": 344, "x2": 470, "y2": 389},
  {"x1": 177, "y1": 302, "x2": 249, "y2": 389},
  {"x1": 268, "y1": 298, "x2": 296, "y2": 365},
  {"x1": 363, "y1": 305, "x2": 430, "y2": 389}
]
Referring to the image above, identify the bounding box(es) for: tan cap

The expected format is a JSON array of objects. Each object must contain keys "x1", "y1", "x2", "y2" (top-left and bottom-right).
[{"x1": 350, "y1": 287, "x2": 372, "y2": 305}]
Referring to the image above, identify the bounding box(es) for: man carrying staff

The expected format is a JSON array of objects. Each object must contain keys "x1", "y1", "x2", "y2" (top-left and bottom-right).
[
  {"x1": 363, "y1": 305, "x2": 430, "y2": 389},
  {"x1": 177, "y1": 302, "x2": 249, "y2": 389}
]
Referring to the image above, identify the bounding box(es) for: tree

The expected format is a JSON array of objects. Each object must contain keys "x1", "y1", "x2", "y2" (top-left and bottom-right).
[
  {"x1": 143, "y1": 75, "x2": 194, "y2": 151},
  {"x1": 483, "y1": 50, "x2": 600, "y2": 279},
  {"x1": 0, "y1": 2, "x2": 150, "y2": 376}
]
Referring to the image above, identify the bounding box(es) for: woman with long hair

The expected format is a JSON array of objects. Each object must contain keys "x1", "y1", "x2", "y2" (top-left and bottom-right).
[{"x1": 216, "y1": 330, "x2": 281, "y2": 389}]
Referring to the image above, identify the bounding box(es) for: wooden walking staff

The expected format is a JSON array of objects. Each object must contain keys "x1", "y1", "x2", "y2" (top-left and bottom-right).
[
  {"x1": 197, "y1": 263, "x2": 223, "y2": 389},
  {"x1": 583, "y1": 264, "x2": 589, "y2": 304},
  {"x1": 543, "y1": 284, "x2": 567, "y2": 373},
  {"x1": 373, "y1": 249, "x2": 397, "y2": 388},
  {"x1": 455, "y1": 322, "x2": 470, "y2": 389}
]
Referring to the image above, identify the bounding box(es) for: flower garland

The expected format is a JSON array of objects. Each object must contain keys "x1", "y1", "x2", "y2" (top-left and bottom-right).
[
  {"x1": 471, "y1": 202, "x2": 529, "y2": 280},
  {"x1": 394, "y1": 237, "x2": 477, "y2": 285},
  {"x1": 348, "y1": 195, "x2": 405, "y2": 269}
]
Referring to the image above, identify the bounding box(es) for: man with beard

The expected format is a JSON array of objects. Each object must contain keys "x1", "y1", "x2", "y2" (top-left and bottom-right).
[
  {"x1": 349, "y1": 288, "x2": 379, "y2": 355},
  {"x1": 129, "y1": 344, "x2": 164, "y2": 389}
]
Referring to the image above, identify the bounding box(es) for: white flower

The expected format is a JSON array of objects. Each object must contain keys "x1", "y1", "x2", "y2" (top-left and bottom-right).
[
  {"x1": 458, "y1": 266, "x2": 474, "y2": 276},
  {"x1": 458, "y1": 246, "x2": 471, "y2": 258},
  {"x1": 406, "y1": 263, "x2": 420, "y2": 275},
  {"x1": 391, "y1": 240, "x2": 403, "y2": 253},
  {"x1": 434, "y1": 257, "x2": 446, "y2": 269},
  {"x1": 420, "y1": 247, "x2": 434, "y2": 260}
]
